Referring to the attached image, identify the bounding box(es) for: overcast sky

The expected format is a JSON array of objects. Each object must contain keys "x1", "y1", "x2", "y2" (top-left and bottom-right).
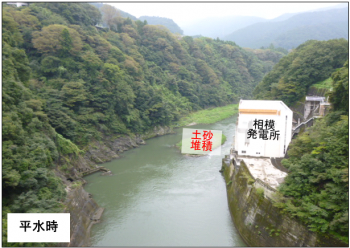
[{"x1": 108, "y1": 2, "x2": 345, "y2": 27}]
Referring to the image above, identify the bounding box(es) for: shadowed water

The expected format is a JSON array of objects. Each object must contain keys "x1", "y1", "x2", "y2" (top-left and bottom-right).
[{"x1": 84, "y1": 115, "x2": 246, "y2": 246}]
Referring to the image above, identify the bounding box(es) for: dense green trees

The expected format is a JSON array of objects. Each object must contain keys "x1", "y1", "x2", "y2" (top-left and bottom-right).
[
  {"x1": 253, "y1": 39, "x2": 348, "y2": 106},
  {"x1": 3, "y1": 2, "x2": 349, "y2": 246},
  {"x1": 328, "y1": 60, "x2": 348, "y2": 113},
  {"x1": 100, "y1": 4, "x2": 120, "y2": 30},
  {"x1": 34, "y1": 3, "x2": 102, "y2": 27},
  {"x1": 32, "y1": 24, "x2": 83, "y2": 55},
  {"x1": 2, "y1": 3, "x2": 283, "y2": 246},
  {"x1": 251, "y1": 36, "x2": 348, "y2": 242},
  {"x1": 3, "y1": 25, "x2": 67, "y2": 246},
  {"x1": 139, "y1": 16, "x2": 183, "y2": 35},
  {"x1": 277, "y1": 115, "x2": 348, "y2": 242},
  {"x1": 274, "y1": 60, "x2": 349, "y2": 243}
]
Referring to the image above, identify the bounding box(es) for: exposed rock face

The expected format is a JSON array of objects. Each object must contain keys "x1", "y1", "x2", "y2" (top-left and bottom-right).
[
  {"x1": 221, "y1": 159, "x2": 348, "y2": 247},
  {"x1": 61, "y1": 186, "x2": 100, "y2": 247},
  {"x1": 83, "y1": 126, "x2": 174, "y2": 164},
  {"x1": 142, "y1": 126, "x2": 175, "y2": 139}
]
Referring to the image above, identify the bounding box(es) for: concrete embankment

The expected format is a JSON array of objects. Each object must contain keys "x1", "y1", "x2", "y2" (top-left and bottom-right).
[{"x1": 221, "y1": 157, "x2": 348, "y2": 247}]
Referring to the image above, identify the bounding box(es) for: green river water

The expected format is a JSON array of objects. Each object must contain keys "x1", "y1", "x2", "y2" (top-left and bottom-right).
[{"x1": 84, "y1": 115, "x2": 246, "y2": 246}]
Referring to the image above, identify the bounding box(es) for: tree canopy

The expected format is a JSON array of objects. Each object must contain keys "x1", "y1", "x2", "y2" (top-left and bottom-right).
[
  {"x1": 253, "y1": 39, "x2": 348, "y2": 106},
  {"x1": 2, "y1": 4, "x2": 283, "y2": 245},
  {"x1": 273, "y1": 59, "x2": 349, "y2": 243},
  {"x1": 3, "y1": 2, "x2": 349, "y2": 245}
]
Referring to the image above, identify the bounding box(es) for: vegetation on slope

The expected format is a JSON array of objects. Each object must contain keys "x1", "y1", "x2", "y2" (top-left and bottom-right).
[
  {"x1": 243, "y1": 45, "x2": 287, "y2": 75},
  {"x1": 139, "y1": 16, "x2": 183, "y2": 35},
  {"x1": 2, "y1": 3, "x2": 282, "y2": 246},
  {"x1": 274, "y1": 61, "x2": 349, "y2": 242},
  {"x1": 311, "y1": 77, "x2": 333, "y2": 90},
  {"x1": 174, "y1": 104, "x2": 238, "y2": 127},
  {"x1": 91, "y1": 4, "x2": 182, "y2": 34},
  {"x1": 253, "y1": 39, "x2": 348, "y2": 106}
]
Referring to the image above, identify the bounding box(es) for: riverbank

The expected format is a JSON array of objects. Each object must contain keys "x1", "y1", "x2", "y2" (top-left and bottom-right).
[
  {"x1": 62, "y1": 104, "x2": 238, "y2": 246},
  {"x1": 60, "y1": 126, "x2": 175, "y2": 246},
  {"x1": 173, "y1": 104, "x2": 238, "y2": 127},
  {"x1": 83, "y1": 115, "x2": 245, "y2": 246},
  {"x1": 221, "y1": 156, "x2": 348, "y2": 247},
  {"x1": 174, "y1": 103, "x2": 236, "y2": 150}
]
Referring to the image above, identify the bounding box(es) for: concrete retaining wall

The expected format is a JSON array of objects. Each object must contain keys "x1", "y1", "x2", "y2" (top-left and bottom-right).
[{"x1": 222, "y1": 159, "x2": 347, "y2": 247}]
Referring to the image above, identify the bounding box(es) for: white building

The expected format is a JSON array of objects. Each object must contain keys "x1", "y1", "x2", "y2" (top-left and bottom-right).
[{"x1": 234, "y1": 100, "x2": 293, "y2": 158}]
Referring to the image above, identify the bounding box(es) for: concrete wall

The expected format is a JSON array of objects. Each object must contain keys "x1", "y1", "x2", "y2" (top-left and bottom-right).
[{"x1": 221, "y1": 160, "x2": 348, "y2": 247}]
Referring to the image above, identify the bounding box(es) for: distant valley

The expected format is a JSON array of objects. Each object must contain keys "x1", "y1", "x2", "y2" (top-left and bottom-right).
[
  {"x1": 224, "y1": 7, "x2": 348, "y2": 49},
  {"x1": 182, "y1": 16, "x2": 266, "y2": 39},
  {"x1": 111, "y1": 3, "x2": 348, "y2": 51}
]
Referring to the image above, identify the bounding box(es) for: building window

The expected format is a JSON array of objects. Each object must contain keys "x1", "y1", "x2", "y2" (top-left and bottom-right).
[
  {"x1": 242, "y1": 151, "x2": 246, "y2": 154},
  {"x1": 256, "y1": 152, "x2": 260, "y2": 154}
]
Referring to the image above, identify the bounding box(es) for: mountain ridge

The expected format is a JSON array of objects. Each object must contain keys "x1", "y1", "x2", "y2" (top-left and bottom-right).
[
  {"x1": 182, "y1": 15, "x2": 267, "y2": 38},
  {"x1": 224, "y1": 7, "x2": 348, "y2": 49},
  {"x1": 139, "y1": 15, "x2": 183, "y2": 34}
]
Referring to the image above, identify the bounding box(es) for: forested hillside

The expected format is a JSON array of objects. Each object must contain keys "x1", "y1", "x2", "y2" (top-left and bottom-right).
[
  {"x1": 90, "y1": 3, "x2": 181, "y2": 34},
  {"x1": 276, "y1": 61, "x2": 349, "y2": 243},
  {"x1": 139, "y1": 16, "x2": 183, "y2": 35},
  {"x1": 2, "y1": 3, "x2": 281, "y2": 245},
  {"x1": 224, "y1": 8, "x2": 348, "y2": 49},
  {"x1": 90, "y1": 3, "x2": 138, "y2": 21},
  {"x1": 253, "y1": 39, "x2": 348, "y2": 106},
  {"x1": 254, "y1": 39, "x2": 349, "y2": 242}
]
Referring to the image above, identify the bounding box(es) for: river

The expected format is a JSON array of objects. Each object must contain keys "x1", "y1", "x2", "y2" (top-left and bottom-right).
[{"x1": 84, "y1": 115, "x2": 246, "y2": 246}]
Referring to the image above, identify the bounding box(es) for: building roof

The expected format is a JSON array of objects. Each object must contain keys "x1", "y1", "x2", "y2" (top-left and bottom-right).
[
  {"x1": 238, "y1": 100, "x2": 292, "y2": 112},
  {"x1": 306, "y1": 96, "x2": 325, "y2": 102}
]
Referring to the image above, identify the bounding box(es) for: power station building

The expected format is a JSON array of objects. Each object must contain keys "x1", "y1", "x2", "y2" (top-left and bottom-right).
[{"x1": 234, "y1": 100, "x2": 293, "y2": 158}]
